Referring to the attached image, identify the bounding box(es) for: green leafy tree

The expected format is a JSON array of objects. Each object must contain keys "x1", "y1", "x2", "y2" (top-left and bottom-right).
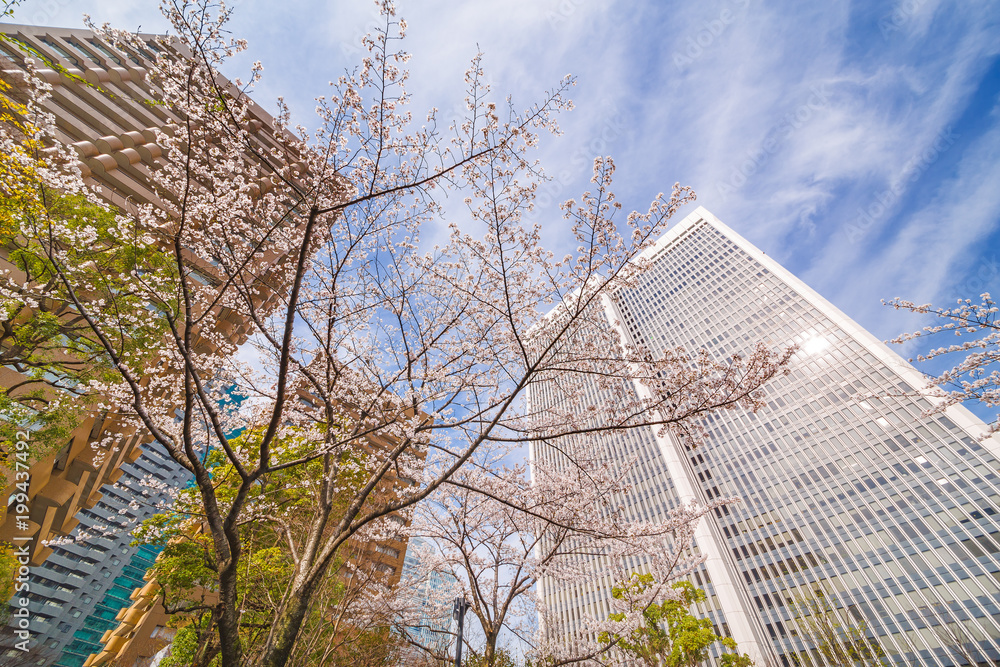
[
  {"x1": 465, "y1": 647, "x2": 518, "y2": 667},
  {"x1": 323, "y1": 626, "x2": 402, "y2": 667},
  {"x1": 791, "y1": 590, "x2": 887, "y2": 666},
  {"x1": 599, "y1": 576, "x2": 754, "y2": 667},
  {"x1": 1, "y1": 71, "x2": 172, "y2": 467},
  {"x1": 1, "y1": 2, "x2": 22, "y2": 19},
  {"x1": 134, "y1": 427, "x2": 404, "y2": 667},
  {"x1": 0, "y1": 544, "x2": 17, "y2": 623},
  {"x1": 160, "y1": 617, "x2": 219, "y2": 667}
]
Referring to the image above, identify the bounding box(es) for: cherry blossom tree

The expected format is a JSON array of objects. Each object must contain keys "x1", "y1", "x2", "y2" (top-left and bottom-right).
[
  {"x1": 397, "y1": 440, "x2": 770, "y2": 666},
  {"x1": 2, "y1": 1, "x2": 792, "y2": 665},
  {"x1": 399, "y1": 449, "x2": 638, "y2": 666},
  {"x1": 885, "y1": 293, "x2": 999, "y2": 436}
]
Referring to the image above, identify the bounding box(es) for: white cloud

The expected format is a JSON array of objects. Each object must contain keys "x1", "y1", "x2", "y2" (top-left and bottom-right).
[
  {"x1": 827, "y1": 116, "x2": 1000, "y2": 337},
  {"x1": 6, "y1": 0, "x2": 998, "y2": 353}
]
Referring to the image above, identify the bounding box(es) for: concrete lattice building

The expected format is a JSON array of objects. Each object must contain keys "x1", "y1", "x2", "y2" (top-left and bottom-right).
[
  {"x1": 531, "y1": 207, "x2": 1000, "y2": 666},
  {"x1": 0, "y1": 21, "x2": 289, "y2": 568},
  {"x1": 0, "y1": 22, "x2": 297, "y2": 666}
]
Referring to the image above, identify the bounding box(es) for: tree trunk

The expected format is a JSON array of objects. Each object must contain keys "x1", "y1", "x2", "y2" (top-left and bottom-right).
[
  {"x1": 484, "y1": 629, "x2": 501, "y2": 667},
  {"x1": 257, "y1": 576, "x2": 321, "y2": 667},
  {"x1": 217, "y1": 560, "x2": 244, "y2": 667},
  {"x1": 193, "y1": 635, "x2": 220, "y2": 667}
]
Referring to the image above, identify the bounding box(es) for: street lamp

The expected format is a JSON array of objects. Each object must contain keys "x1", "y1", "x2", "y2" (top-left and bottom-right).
[{"x1": 452, "y1": 597, "x2": 470, "y2": 666}]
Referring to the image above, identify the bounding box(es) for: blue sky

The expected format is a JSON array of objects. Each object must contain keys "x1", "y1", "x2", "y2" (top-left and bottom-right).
[{"x1": 9, "y1": 0, "x2": 1000, "y2": 402}]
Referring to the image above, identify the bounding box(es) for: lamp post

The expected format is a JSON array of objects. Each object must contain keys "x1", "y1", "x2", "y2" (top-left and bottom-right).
[{"x1": 453, "y1": 597, "x2": 470, "y2": 666}]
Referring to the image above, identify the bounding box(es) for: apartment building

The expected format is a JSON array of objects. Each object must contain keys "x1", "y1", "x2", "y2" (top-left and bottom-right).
[{"x1": 0, "y1": 23, "x2": 407, "y2": 666}]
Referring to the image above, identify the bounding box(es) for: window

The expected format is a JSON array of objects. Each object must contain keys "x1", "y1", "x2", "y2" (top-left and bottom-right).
[
  {"x1": 39, "y1": 37, "x2": 80, "y2": 66},
  {"x1": 375, "y1": 545, "x2": 400, "y2": 559},
  {"x1": 65, "y1": 38, "x2": 100, "y2": 64},
  {"x1": 87, "y1": 39, "x2": 124, "y2": 66}
]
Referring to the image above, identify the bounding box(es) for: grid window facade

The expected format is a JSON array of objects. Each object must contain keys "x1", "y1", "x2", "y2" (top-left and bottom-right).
[
  {"x1": 529, "y1": 327, "x2": 736, "y2": 660},
  {"x1": 22, "y1": 443, "x2": 189, "y2": 665},
  {"x1": 533, "y1": 207, "x2": 1000, "y2": 666}
]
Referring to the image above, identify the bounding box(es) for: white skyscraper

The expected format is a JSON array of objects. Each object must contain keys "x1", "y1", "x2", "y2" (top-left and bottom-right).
[{"x1": 530, "y1": 207, "x2": 1000, "y2": 666}]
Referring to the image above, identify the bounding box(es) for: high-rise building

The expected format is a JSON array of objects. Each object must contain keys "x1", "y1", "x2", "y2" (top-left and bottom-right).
[
  {"x1": 531, "y1": 207, "x2": 1000, "y2": 666},
  {"x1": 399, "y1": 536, "x2": 457, "y2": 660},
  {"x1": 30, "y1": 443, "x2": 187, "y2": 667}
]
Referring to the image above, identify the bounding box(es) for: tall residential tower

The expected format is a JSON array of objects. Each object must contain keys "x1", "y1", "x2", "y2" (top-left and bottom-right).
[{"x1": 531, "y1": 207, "x2": 1000, "y2": 666}]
